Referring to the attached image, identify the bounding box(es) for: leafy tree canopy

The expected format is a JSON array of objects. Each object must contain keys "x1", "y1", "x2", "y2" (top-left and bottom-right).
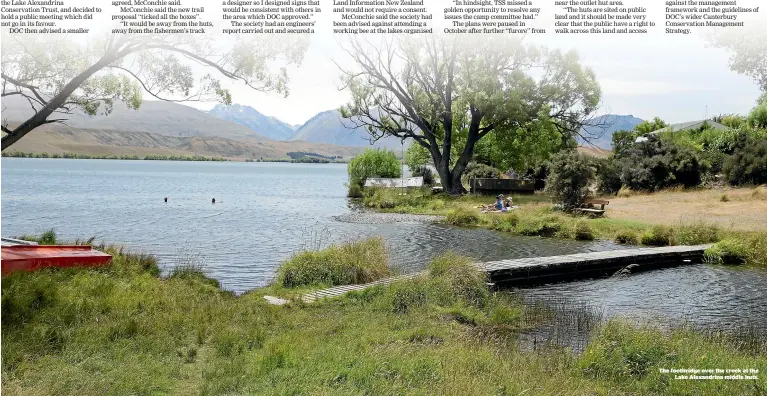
[{"x1": 1, "y1": 33, "x2": 308, "y2": 150}]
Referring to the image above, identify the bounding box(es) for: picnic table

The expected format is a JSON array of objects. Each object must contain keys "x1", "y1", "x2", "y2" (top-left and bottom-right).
[{"x1": 574, "y1": 199, "x2": 609, "y2": 216}]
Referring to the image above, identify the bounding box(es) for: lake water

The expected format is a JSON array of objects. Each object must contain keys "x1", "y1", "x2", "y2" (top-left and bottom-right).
[{"x1": 2, "y1": 158, "x2": 766, "y2": 335}]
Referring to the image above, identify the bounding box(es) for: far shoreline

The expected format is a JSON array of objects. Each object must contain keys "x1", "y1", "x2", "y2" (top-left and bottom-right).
[{"x1": 1, "y1": 152, "x2": 350, "y2": 164}]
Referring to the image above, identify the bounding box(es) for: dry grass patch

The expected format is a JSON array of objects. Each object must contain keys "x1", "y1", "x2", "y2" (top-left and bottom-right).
[{"x1": 604, "y1": 187, "x2": 767, "y2": 232}]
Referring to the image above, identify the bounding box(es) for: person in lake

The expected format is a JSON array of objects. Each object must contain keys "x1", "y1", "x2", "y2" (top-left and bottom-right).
[
  {"x1": 164, "y1": 197, "x2": 168, "y2": 203},
  {"x1": 212, "y1": 198, "x2": 216, "y2": 204}
]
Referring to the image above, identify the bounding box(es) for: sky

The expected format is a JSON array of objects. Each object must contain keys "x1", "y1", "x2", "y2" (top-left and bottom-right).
[
  {"x1": 2, "y1": 0, "x2": 765, "y2": 126},
  {"x1": 181, "y1": 30, "x2": 762, "y2": 126}
]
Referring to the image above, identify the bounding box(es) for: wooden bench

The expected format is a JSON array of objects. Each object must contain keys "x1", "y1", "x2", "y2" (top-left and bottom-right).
[{"x1": 574, "y1": 199, "x2": 609, "y2": 216}]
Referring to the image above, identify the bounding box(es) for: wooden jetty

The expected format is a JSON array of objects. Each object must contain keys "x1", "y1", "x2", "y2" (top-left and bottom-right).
[{"x1": 265, "y1": 244, "x2": 712, "y2": 305}]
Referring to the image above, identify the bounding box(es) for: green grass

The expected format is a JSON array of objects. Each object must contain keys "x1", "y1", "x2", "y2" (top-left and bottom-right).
[
  {"x1": 2, "y1": 236, "x2": 765, "y2": 395},
  {"x1": 276, "y1": 237, "x2": 391, "y2": 288},
  {"x1": 641, "y1": 225, "x2": 675, "y2": 247},
  {"x1": 705, "y1": 234, "x2": 767, "y2": 268},
  {"x1": 614, "y1": 229, "x2": 639, "y2": 245},
  {"x1": 354, "y1": 188, "x2": 767, "y2": 271}
]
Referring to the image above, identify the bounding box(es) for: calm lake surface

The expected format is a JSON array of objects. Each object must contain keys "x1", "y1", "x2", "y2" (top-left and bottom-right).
[{"x1": 2, "y1": 158, "x2": 766, "y2": 334}]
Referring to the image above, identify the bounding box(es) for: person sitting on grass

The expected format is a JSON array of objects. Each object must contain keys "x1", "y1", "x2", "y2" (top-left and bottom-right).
[{"x1": 481, "y1": 195, "x2": 505, "y2": 212}]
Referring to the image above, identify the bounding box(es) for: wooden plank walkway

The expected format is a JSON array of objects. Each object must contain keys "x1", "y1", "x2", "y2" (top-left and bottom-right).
[{"x1": 265, "y1": 244, "x2": 712, "y2": 305}]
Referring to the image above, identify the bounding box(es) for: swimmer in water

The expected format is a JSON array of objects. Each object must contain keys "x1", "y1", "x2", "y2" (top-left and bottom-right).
[
  {"x1": 164, "y1": 197, "x2": 168, "y2": 203},
  {"x1": 212, "y1": 198, "x2": 216, "y2": 204}
]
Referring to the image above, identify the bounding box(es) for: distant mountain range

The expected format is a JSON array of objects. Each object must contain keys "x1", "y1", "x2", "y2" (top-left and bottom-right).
[
  {"x1": 578, "y1": 114, "x2": 645, "y2": 149},
  {"x1": 208, "y1": 104, "x2": 296, "y2": 141},
  {"x1": 207, "y1": 104, "x2": 407, "y2": 150},
  {"x1": 205, "y1": 104, "x2": 641, "y2": 151},
  {"x1": 0, "y1": 96, "x2": 363, "y2": 160},
  {"x1": 291, "y1": 109, "x2": 407, "y2": 150},
  {"x1": 2, "y1": 94, "x2": 642, "y2": 158}
]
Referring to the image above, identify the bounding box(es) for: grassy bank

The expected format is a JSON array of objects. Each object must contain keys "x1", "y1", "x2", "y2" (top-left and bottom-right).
[
  {"x1": 2, "y1": 234, "x2": 765, "y2": 395},
  {"x1": 359, "y1": 187, "x2": 767, "y2": 269}
]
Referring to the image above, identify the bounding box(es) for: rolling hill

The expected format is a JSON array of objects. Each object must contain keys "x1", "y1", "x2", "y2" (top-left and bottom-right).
[
  {"x1": 3, "y1": 123, "x2": 364, "y2": 160},
  {"x1": 1, "y1": 96, "x2": 270, "y2": 141}
]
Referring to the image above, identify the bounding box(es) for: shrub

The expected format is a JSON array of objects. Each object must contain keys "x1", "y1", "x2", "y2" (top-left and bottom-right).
[
  {"x1": 463, "y1": 162, "x2": 502, "y2": 184},
  {"x1": 747, "y1": 103, "x2": 767, "y2": 129},
  {"x1": 544, "y1": 151, "x2": 595, "y2": 211},
  {"x1": 616, "y1": 186, "x2": 634, "y2": 198},
  {"x1": 404, "y1": 143, "x2": 431, "y2": 172},
  {"x1": 38, "y1": 229, "x2": 57, "y2": 245},
  {"x1": 595, "y1": 157, "x2": 623, "y2": 195},
  {"x1": 347, "y1": 149, "x2": 401, "y2": 188},
  {"x1": 277, "y1": 237, "x2": 390, "y2": 288},
  {"x1": 347, "y1": 183, "x2": 364, "y2": 198},
  {"x1": 614, "y1": 230, "x2": 638, "y2": 245},
  {"x1": 640, "y1": 225, "x2": 674, "y2": 246},
  {"x1": 444, "y1": 208, "x2": 480, "y2": 227},
  {"x1": 723, "y1": 137, "x2": 767, "y2": 186},
  {"x1": 620, "y1": 140, "x2": 703, "y2": 192},
  {"x1": 412, "y1": 165, "x2": 435, "y2": 186},
  {"x1": 574, "y1": 220, "x2": 595, "y2": 241}
]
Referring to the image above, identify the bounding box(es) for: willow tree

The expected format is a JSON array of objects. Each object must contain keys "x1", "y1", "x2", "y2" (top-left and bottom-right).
[
  {"x1": 1, "y1": 33, "x2": 308, "y2": 150},
  {"x1": 706, "y1": 25, "x2": 767, "y2": 97},
  {"x1": 338, "y1": 35, "x2": 602, "y2": 195}
]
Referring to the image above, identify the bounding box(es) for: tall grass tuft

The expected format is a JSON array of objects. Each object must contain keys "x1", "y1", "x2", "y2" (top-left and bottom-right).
[
  {"x1": 705, "y1": 235, "x2": 767, "y2": 268},
  {"x1": 640, "y1": 225, "x2": 675, "y2": 246},
  {"x1": 614, "y1": 229, "x2": 639, "y2": 245},
  {"x1": 443, "y1": 208, "x2": 480, "y2": 227},
  {"x1": 277, "y1": 237, "x2": 391, "y2": 288},
  {"x1": 427, "y1": 251, "x2": 489, "y2": 309},
  {"x1": 675, "y1": 220, "x2": 720, "y2": 245},
  {"x1": 574, "y1": 220, "x2": 595, "y2": 241}
]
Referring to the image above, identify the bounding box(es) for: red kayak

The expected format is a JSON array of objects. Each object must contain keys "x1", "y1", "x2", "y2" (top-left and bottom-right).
[{"x1": 1, "y1": 245, "x2": 112, "y2": 276}]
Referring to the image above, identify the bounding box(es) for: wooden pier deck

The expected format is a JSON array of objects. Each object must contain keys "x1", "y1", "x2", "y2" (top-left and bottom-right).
[{"x1": 265, "y1": 244, "x2": 713, "y2": 305}]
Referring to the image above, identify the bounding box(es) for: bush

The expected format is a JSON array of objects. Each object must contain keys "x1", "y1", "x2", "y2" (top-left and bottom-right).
[
  {"x1": 412, "y1": 165, "x2": 435, "y2": 186},
  {"x1": 595, "y1": 157, "x2": 623, "y2": 195},
  {"x1": 444, "y1": 208, "x2": 480, "y2": 227},
  {"x1": 347, "y1": 149, "x2": 401, "y2": 188},
  {"x1": 277, "y1": 237, "x2": 391, "y2": 288},
  {"x1": 620, "y1": 140, "x2": 703, "y2": 192},
  {"x1": 574, "y1": 220, "x2": 595, "y2": 241},
  {"x1": 723, "y1": 137, "x2": 767, "y2": 186},
  {"x1": 347, "y1": 183, "x2": 364, "y2": 198},
  {"x1": 747, "y1": 103, "x2": 767, "y2": 129},
  {"x1": 544, "y1": 151, "x2": 595, "y2": 211},
  {"x1": 463, "y1": 162, "x2": 502, "y2": 185},
  {"x1": 640, "y1": 225, "x2": 674, "y2": 247},
  {"x1": 614, "y1": 230, "x2": 638, "y2": 245}
]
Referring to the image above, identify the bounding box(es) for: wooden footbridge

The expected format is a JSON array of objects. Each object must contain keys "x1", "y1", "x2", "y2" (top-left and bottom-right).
[{"x1": 265, "y1": 244, "x2": 712, "y2": 305}]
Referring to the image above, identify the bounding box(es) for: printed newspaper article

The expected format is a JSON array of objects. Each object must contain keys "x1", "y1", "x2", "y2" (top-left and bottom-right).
[{"x1": 1, "y1": 0, "x2": 766, "y2": 394}]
